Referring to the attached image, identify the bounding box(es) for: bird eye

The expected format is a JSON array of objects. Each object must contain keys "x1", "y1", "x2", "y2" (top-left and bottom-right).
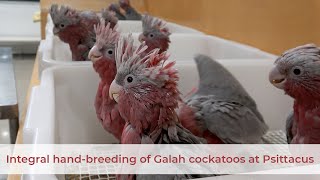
[
  {"x1": 107, "y1": 49, "x2": 113, "y2": 55},
  {"x1": 149, "y1": 33, "x2": 154, "y2": 38},
  {"x1": 126, "y1": 76, "x2": 133, "y2": 83},
  {"x1": 60, "y1": 24, "x2": 65, "y2": 28},
  {"x1": 292, "y1": 66, "x2": 303, "y2": 76}
]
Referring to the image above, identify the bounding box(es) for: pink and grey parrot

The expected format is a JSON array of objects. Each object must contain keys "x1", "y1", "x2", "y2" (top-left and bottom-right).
[
  {"x1": 110, "y1": 35, "x2": 210, "y2": 180},
  {"x1": 179, "y1": 55, "x2": 269, "y2": 144},
  {"x1": 109, "y1": 34, "x2": 205, "y2": 145},
  {"x1": 139, "y1": 15, "x2": 171, "y2": 54},
  {"x1": 50, "y1": 4, "x2": 118, "y2": 61},
  {"x1": 119, "y1": 0, "x2": 142, "y2": 20},
  {"x1": 269, "y1": 44, "x2": 320, "y2": 144},
  {"x1": 50, "y1": 4, "x2": 99, "y2": 61},
  {"x1": 88, "y1": 19, "x2": 125, "y2": 140}
]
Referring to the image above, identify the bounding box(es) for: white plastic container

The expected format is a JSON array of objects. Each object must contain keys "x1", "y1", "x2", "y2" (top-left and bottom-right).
[
  {"x1": 46, "y1": 14, "x2": 204, "y2": 37},
  {"x1": 23, "y1": 59, "x2": 293, "y2": 179},
  {"x1": 38, "y1": 33, "x2": 276, "y2": 76},
  {"x1": 25, "y1": 59, "x2": 292, "y2": 144}
]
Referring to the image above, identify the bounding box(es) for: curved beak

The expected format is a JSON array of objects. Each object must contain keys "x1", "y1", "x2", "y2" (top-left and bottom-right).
[
  {"x1": 138, "y1": 34, "x2": 145, "y2": 43},
  {"x1": 109, "y1": 80, "x2": 122, "y2": 102},
  {"x1": 53, "y1": 27, "x2": 59, "y2": 35},
  {"x1": 269, "y1": 66, "x2": 286, "y2": 89},
  {"x1": 88, "y1": 46, "x2": 103, "y2": 63}
]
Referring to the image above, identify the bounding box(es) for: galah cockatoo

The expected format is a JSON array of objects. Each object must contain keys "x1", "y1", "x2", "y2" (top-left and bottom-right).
[
  {"x1": 109, "y1": 34, "x2": 205, "y2": 145},
  {"x1": 269, "y1": 44, "x2": 320, "y2": 144},
  {"x1": 88, "y1": 19, "x2": 125, "y2": 140},
  {"x1": 50, "y1": 4, "x2": 118, "y2": 61},
  {"x1": 139, "y1": 15, "x2": 171, "y2": 54}
]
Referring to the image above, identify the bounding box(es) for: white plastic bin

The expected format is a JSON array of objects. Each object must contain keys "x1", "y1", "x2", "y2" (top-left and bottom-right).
[
  {"x1": 38, "y1": 33, "x2": 276, "y2": 76},
  {"x1": 23, "y1": 59, "x2": 293, "y2": 180},
  {"x1": 25, "y1": 59, "x2": 292, "y2": 144},
  {"x1": 46, "y1": 14, "x2": 204, "y2": 36}
]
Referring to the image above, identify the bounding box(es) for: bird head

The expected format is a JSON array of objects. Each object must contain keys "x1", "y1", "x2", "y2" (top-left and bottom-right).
[
  {"x1": 139, "y1": 15, "x2": 171, "y2": 53},
  {"x1": 88, "y1": 19, "x2": 119, "y2": 63},
  {"x1": 109, "y1": 34, "x2": 180, "y2": 109},
  {"x1": 49, "y1": 4, "x2": 79, "y2": 35},
  {"x1": 101, "y1": 9, "x2": 118, "y2": 28},
  {"x1": 269, "y1": 44, "x2": 320, "y2": 100}
]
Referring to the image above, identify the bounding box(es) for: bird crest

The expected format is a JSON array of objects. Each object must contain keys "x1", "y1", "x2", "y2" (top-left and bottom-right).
[
  {"x1": 94, "y1": 19, "x2": 120, "y2": 49},
  {"x1": 276, "y1": 44, "x2": 320, "y2": 64},
  {"x1": 142, "y1": 14, "x2": 171, "y2": 36},
  {"x1": 101, "y1": 8, "x2": 118, "y2": 25},
  {"x1": 115, "y1": 34, "x2": 178, "y2": 90},
  {"x1": 50, "y1": 4, "x2": 77, "y2": 22}
]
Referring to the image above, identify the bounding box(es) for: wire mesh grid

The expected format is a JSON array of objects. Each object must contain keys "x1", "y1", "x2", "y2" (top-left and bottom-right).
[{"x1": 65, "y1": 130, "x2": 288, "y2": 179}]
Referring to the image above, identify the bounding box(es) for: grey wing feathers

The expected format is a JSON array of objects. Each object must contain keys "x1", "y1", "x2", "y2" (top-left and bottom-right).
[
  {"x1": 286, "y1": 111, "x2": 294, "y2": 144},
  {"x1": 189, "y1": 95, "x2": 268, "y2": 143},
  {"x1": 152, "y1": 124, "x2": 206, "y2": 144},
  {"x1": 193, "y1": 54, "x2": 264, "y2": 122}
]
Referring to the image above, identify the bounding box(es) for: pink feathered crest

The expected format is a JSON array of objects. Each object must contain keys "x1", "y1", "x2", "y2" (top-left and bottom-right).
[
  {"x1": 94, "y1": 19, "x2": 120, "y2": 49},
  {"x1": 115, "y1": 34, "x2": 179, "y2": 89},
  {"x1": 142, "y1": 14, "x2": 171, "y2": 36}
]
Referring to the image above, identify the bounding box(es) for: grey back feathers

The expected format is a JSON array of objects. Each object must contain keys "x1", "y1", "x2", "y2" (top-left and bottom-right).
[
  {"x1": 195, "y1": 54, "x2": 263, "y2": 118},
  {"x1": 188, "y1": 54, "x2": 268, "y2": 143}
]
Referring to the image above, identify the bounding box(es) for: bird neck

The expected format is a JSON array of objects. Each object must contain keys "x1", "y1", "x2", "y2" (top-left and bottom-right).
[
  {"x1": 288, "y1": 85, "x2": 320, "y2": 109},
  {"x1": 145, "y1": 39, "x2": 170, "y2": 54},
  {"x1": 118, "y1": 85, "x2": 178, "y2": 135},
  {"x1": 93, "y1": 59, "x2": 117, "y2": 84}
]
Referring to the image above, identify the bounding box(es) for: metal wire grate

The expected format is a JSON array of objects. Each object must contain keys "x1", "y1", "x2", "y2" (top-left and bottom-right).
[
  {"x1": 65, "y1": 130, "x2": 288, "y2": 179},
  {"x1": 65, "y1": 174, "x2": 116, "y2": 180},
  {"x1": 262, "y1": 130, "x2": 287, "y2": 144}
]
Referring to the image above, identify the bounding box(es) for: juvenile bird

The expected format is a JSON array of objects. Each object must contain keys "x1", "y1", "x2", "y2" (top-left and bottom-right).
[
  {"x1": 179, "y1": 55, "x2": 269, "y2": 144},
  {"x1": 109, "y1": 34, "x2": 205, "y2": 145},
  {"x1": 269, "y1": 44, "x2": 320, "y2": 144},
  {"x1": 119, "y1": 0, "x2": 142, "y2": 20},
  {"x1": 50, "y1": 4, "x2": 99, "y2": 61},
  {"x1": 110, "y1": 35, "x2": 209, "y2": 180},
  {"x1": 139, "y1": 15, "x2": 171, "y2": 54},
  {"x1": 50, "y1": 5, "x2": 118, "y2": 61},
  {"x1": 88, "y1": 19, "x2": 125, "y2": 140}
]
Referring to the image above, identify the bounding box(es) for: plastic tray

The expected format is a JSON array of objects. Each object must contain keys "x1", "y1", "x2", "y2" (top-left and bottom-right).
[
  {"x1": 38, "y1": 33, "x2": 276, "y2": 76},
  {"x1": 23, "y1": 59, "x2": 293, "y2": 179}
]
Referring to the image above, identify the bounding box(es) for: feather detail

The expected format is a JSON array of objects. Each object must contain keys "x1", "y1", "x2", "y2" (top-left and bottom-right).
[
  {"x1": 142, "y1": 14, "x2": 171, "y2": 36},
  {"x1": 94, "y1": 19, "x2": 120, "y2": 50}
]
